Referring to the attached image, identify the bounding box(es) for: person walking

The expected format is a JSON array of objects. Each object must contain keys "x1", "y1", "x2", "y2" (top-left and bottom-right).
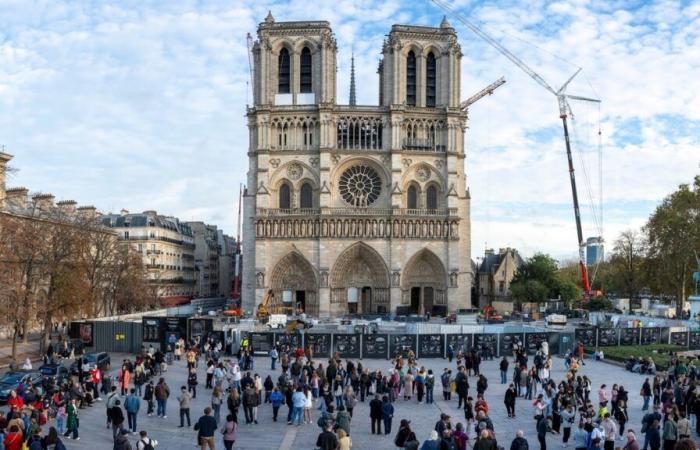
[
  {"x1": 124, "y1": 388, "x2": 141, "y2": 434},
  {"x1": 211, "y1": 387, "x2": 223, "y2": 424},
  {"x1": 194, "y1": 407, "x2": 218, "y2": 450},
  {"x1": 381, "y1": 395, "x2": 394, "y2": 435},
  {"x1": 110, "y1": 399, "x2": 126, "y2": 440},
  {"x1": 63, "y1": 398, "x2": 80, "y2": 440},
  {"x1": 178, "y1": 386, "x2": 192, "y2": 428},
  {"x1": 220, "y1": 414, "x2": 237, "y2": 450},
  {"x1": 504, "y1": 383, "x2": 517, "y2": 418},
  {"x1": 113, "y1": 429, "x2": 133, "y2": 450},
  {"x1": 155, "y1": 378, "x2": 170, "y2": 419},
  {"x1": 369, "y1": 394, "x2": 383, "y2": 435},
  {"x1": 244, "y1": 385, "x2": 259, "y2": 425}
]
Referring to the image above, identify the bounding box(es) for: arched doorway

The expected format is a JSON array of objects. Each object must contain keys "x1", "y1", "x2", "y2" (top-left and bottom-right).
[
  {"x1": 330, "y1": 242, "x2": 390, "y2": 315},
  {"x1": 402, "y1": 249, "x2": 448, "y2": 315},
  {"x1": 269, "y1": 251, "x2": 318, "y2": 315}
]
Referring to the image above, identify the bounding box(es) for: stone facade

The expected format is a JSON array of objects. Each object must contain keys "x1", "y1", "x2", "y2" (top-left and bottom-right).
[
  {"x1": 477, "y1": 248, "x2": 523, "y2": 311},
  {"x1": 242, "y1": 14, "x2": 472, "y2": 317}
]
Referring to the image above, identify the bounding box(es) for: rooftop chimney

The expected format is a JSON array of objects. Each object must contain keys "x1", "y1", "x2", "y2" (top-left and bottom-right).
[
  {"x1": 77, "y1": 205, "x2": 98, "y2": 219},
  {"x1": 0, "y1": 151, "x2": 13, "y2": 210},
  {"x1": 57, "y1": 200, "x2": 77, "y2": 215},
  {"x1": 484, "y1": 248, "x2": 495, "y2": 257},
  {"x1": 32, "y1": 193, "x2": 55, "y2": 211},
  {"x1": 120, "y1": 208, "x2": 129, "y2": 216},
  {"x1": 5, "y1": 187, "x2": 28, "y2": 211}
]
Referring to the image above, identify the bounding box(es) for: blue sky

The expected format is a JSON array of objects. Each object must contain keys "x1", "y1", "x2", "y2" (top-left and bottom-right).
[{"x1": 1, "y1": 0, "x2": 699, "y2": 262}]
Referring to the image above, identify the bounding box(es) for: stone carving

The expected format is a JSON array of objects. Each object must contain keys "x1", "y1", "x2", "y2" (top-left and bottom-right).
[
  {"x1": 435, "y1": 159, "x2": 444, "y2": 169},
  {"x1": 320, "y1": 269, "x2": 329, "y2": 288},
  {"x1": 402, "y1": 158, "x2": 412, "y2": 169},
  {"x1": 382, "y1": 155, "x2": 391, "y2": 165},
  {"x1": 391, "y1": 271, "x2": 401, "y2": 287},
  {"x1": 331, "y1": 154, "x2": 341, "y2": 165},
  {"x1": 309, "y1": 157, "x2": 319, "y2": 167},
  {"x1": 269, "y1": 158, "x2": 281, "y2": 168},
  {"x1": 287, "y1": 163, "x2": 303, "y2": 180},
  {"x1": 449, "y1": 271, "x2": 458, "y2": 288},
  {"x1": 256, "y1": 271, "x2": 265, "y2": 288},
  {"x1": 416, "y1": 166, "x2": 431, "y2": 182}
]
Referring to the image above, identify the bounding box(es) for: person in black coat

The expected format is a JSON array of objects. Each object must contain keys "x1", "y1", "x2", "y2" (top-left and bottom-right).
[
  {"x1": 109, "y1": 399, "x2": 126, "y2": 441},
  {"x1": 504, "y1": 383, "x2": 517, "y2": 418},
  {"x1": 369, "y1": 394, "x2": 383, "y2": 435}
]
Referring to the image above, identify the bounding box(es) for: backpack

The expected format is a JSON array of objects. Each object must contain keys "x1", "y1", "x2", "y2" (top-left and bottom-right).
[{"x1": 140, "y1": 438, "x2": 155, "y2": 450}]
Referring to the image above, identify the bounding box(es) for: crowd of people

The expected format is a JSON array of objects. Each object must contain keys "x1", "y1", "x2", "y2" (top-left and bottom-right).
[{"x1": 3, "y1": 333, "x2": 700, "y2": 450}]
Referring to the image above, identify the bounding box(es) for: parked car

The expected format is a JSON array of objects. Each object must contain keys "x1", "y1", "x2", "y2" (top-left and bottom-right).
[
  {"x1": 70, "y1": 352, "x2": 110, "y2": 375},
  {"x1": 0, "y1": 371, "x2": 43, "y2": 404},
  {"x1": 39, "y1": 363, "x2": 70, "y2": 386}
]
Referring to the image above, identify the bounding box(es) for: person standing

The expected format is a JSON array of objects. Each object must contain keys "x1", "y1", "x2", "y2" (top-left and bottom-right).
[
  {"x1": 155, "y1": 378, "x2": 170, "y2": 419},
  {"x1": 194, "y1": 407, "x2": 218, "y2": 450},
  {"x1": 677, "y1": 411, "x2": 691, "y2": 440},
  {"x1": 614, "y1": 401, "x2": 629, "y2": 440},
  {"x1": 381, "y1": 395, "x2": 394, "y2": 435},
  {"x1": 536, "y1": 416, "x2": 557, "y2": 450},
  {"x1": 110, "y1": 399, "x2": 126, "y2": 440},
  {"x1": 624, "y1": 430, "x2": 640, "y2": 450},
  {"x1": 456, "y1": 367, "x2": 469, "y2": 409},
  {"x1": 572, "y1": 421, "x2": 588, "y2": 450},
  {"x1": 504, "y1": 383, "x2": 517, "y2": 418},
  {"x1": 188, "y1": 368, "x2": 199, "y2": 399},
  {"x1": 270, "y1": 347, "x2": 279, "y2": 370},
  {"x1": 426, "y1": 370, "x2": 435, "y2": 404},
  {"x1": 144, "y1": 381, "x2": 155, "y2": 417},
  {"x1": 500, "y1": 357, "x2": 509, "y2": 385},
  {"x1": 135, "y1": 430, "x2": 158, "y2": 450},
  {"x1": 641, "y1": 379, "x2": 652, "y2": 411},
  {"x1": 560, "y1": 404, "x2": 575, "y2": 447},
  {"x1": 646, "y1": 420, "x2": 661, "y2": 450},
  {"x1": 220, "y1": 414, "x2": 237, "y2": 450},
  {"x1": 369, "y1": 394, "x2": 383, "y2": 435},
  {"x1": 291, "y1": 387, "x2": 306, "y2": 426},
  {"x1": 178, "y1": 386, "x2": 192, "y2": 428},
  {"x1": 601, "y1": 413, "x2": 618, "y2": 450},
  {"x1": 662, "y1": 413, "x2": 678, "y2": 450},
  {"x1": 510, "y1": 430, "x2": 529, "y2": 450},
  {"x1": 316, "y1": 423, "x2": 339, "y2": 450},
  {"x1": 124, "y1": 388, "x2": 141, "y2": 434},
  {"x1": 63, "y1": 398, "x2": 80, "y2": 440},
  {"x1": 211, "y1": 387, "x2": 223, "y2": 424},
  {"x1": 270, "y1": 387, "x2": 283, "y2": 422}
]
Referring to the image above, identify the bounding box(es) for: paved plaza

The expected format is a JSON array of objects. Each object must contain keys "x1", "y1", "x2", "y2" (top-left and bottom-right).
[{"x1": 3, "y1": 352, "x2": 690, "y2": 450}]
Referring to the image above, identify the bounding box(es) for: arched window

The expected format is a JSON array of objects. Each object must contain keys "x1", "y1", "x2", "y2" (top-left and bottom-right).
[
  {"x1": 279, "y1": 183, "x2": 291, "y2": 209},
  {"x1": 300, "y1": 47, "x2": 312, "y2": 93},
  {"x1": 300, "y1": 183, "x2": 313, "y2": 208},
  {"x1": 278, "y1": 48, "x2": 290, "y2": 94},
  {"x1": 426, "y1": 52, "x2": 436, "y2": 107},
  {"x1": 407, "y1": 185, "x2": 418, "y2": 209},
  {"x1": 426, "y1": 185, "x2": 438, "y2": 210},
  {"x1": 406, "y1": 51, "x2": 416, "y2": 106}
]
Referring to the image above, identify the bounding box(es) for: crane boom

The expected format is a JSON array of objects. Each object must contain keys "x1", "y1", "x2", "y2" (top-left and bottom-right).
[
  {"x1": 432, "y1": 0, "x2": 601, "y2": 296},
  {"x1": 246, "y1": 33, "x2": 255, "y2": 101},
  {"x1": 461, "y1": 77, "x2": 506, "y2": 110}
]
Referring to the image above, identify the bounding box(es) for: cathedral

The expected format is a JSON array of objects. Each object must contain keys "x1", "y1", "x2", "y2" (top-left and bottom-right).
[{"x1": 242, "y1": 12, "x2": 472, "y2": 317}]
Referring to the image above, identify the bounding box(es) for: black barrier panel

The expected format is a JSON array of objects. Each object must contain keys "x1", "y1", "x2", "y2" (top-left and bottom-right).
[
  {"x1": 690, "y1": 332, "x2": 700, "y2": 350},
  {"x1": 575, "y1": 328, "x2": 596, "y2": 347},
  {"x1": 142, "y1": 317, "x2": 162, "y2": 343},
  {"x1": 249, "y1": 332, "x2": 274, "y2": 354},
  {"x1": 473, "y1": 334, "x2": 497, "y2": 358},
  {"x1": 333, "y1": 334, "x2": 361, "y2": 359},
  {"x1": 597, "y1": 328, "x2": 619, "y2": 347},
  {"x1": 620, "y1": 328, "x2": 640, "y2": 346},
  {"x1": 418, "y1": 334, "x2": 444, "y2": 358},
  {"x1": 446, "y1": 334, "x2": 472, "y2": 354},
  {"x1": 163, "y1": 317, "x2": 187, "y2": 351},
  {"x1": 390, "y1": 335, "x2": 417, "y2": 358},
  {"x1": 671, "y1": 331, "x2": 688, "y2": 347},
  {"x1": 660, "y1": 328, "x2": 670, "y2": 345},
  {"x1": 275, "y1": 333, "x2": 301, "y2": 349},
  {"x1": 363, "y1": 334, "x2": 388, "y2": 358},
  {"x1": 525, "y1": 333, "x2": 551, "y2": 355},
  {"x1": 188, "y1": 318, "x2": 213, "y2": 344},
  {"x1": 499, "y1": 333, "x2": 525, "y2": 357},
  {"x1": 305, "y1": 334, "x2": 332, "y2": 359},
  {"x1": 641, "y1": 327, "x2": 661, "y2": 345}
]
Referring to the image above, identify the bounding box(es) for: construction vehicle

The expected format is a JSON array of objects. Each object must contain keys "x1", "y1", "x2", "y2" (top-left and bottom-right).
[
  {"x1": 286, "y1": 319, "x2": 313, "y2": 333},
  {"x1": 482, "y1": 306, "x2": 504, "y2": 323},
  {"x1": 225, "y1": 185, "x2": 244, "y2": 317},
  {"x1": 256, "y1": 289, "x2": 274, "y2": 320}
]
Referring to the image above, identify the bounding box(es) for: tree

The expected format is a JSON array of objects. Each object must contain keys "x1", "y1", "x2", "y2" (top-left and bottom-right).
[
  {"x1": 608, "y1": 230, "x2": 646, "y2": 300},
  {"x1": 510, "y1": 279, "x2": 548, "y2": 303},
  {"x1": 644, "y1": 176, "x2": 700, "y2": 314}
]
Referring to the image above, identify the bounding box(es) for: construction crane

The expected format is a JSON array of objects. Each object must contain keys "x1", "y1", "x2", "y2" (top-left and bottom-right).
[
  {"x1": 432, "y1": 0, "x2": 600, "y2": 295},
  {"x1": 461, "y1": 76, "x2": 506, "y2": 110},
  {"x1": 224, "y1": 185, "x2": 243, "y2": 317}
]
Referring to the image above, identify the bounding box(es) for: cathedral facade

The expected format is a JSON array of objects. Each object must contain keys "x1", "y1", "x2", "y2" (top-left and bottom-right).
[{"x1": 242, "y1": 13, "x2": 472, "y2": 317}]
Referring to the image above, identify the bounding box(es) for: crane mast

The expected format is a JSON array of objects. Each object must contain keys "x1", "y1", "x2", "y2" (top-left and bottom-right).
[{"x1": 432, "y1": 0, "x2": 600, "y2": 295}]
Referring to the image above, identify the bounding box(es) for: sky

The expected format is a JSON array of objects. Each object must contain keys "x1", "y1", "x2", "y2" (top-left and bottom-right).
[{"x1": 1, "y1": 0, "x2": 699, "y2": 263}]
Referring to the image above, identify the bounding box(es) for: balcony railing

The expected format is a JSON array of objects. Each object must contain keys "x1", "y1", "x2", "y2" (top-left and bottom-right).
[
  {"x1": 257, "y1": 207, "x2": 458, "y2": 217},
  {"x1": 402, "y1": 138, "x2": 446, "y2": 152}
]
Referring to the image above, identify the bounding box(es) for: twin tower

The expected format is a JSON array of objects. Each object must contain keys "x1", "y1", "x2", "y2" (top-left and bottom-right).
[{"x1": 242, "y1": 13, "x2": 473, "y2": 317}]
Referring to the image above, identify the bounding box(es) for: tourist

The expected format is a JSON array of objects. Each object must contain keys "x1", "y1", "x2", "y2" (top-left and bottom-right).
[
  {"x1": 220, "y1": 414, "x2": 237, "y2": 450},
  {"x1": 614, "y1": 401, "x2": 628, "y2": 440},
  {"x1": 227, "y1": 387, "x2": 240, "y2": 423},
  {"x1": 136, "y1": 430, "x2": 158, "y2": 450},
  {"x1": 572, "y1": 420, "x2": 588, "y2": 450},
  {"x1": 536, "y1": 415, "x2": 557, "y2": 450},
  {"x1": 474, "y1": 429, "x2": 498, "y2": 450},
  {"x1": 510, "y1": 430, "x2": 529, "y2": 450},
  {"x1": 504, "y1": 383, "x2": 517, "y2": 418},
  {"x1": 42, "y1": 426, "x2": 68, "y2": 450},
  {"x1": 113, "y1": 429, "x2": 132, "y2": 450},
  {"x1": 677, "y1": 411, "x2": 691, "y2": 440},
  {"x1": 381, "y1": 395, "x2": 394, "y2": 434},
  {"x1": 188, "y1": 367, "x2": 199, "y2": 399},
  {"x1": 335, "y1": 405, "x2": 351, "y2": 436},
  {"x1": 110, "y1": 399, "x2": 126, "y2": 440},
  {"x1": 270, "y1": 387, "x2": 283, "y2": 422},
  {"x1": 624, "y1": 430, "x2": 640, "y2": 450},
  {"x1": 343, "y1": 386, "x2": 356, "y2": 418},
  {"x1": 435, "y1": 413, "x2": 452, "y2": 437},
  {"x1": 452, "y1": 422, "x2": 469, "y2": 450},
  {"x1": 426, "y1": 370, "x2": 435, "y2": 404},
  {"x1": 420, "y1": 430, "x2": 441, "y2": 450},
  {"x1": 500, "y1": 357, "x2": 509, "y2": 384},
  {"x1": 646, "y1": 420, "x2": 661, "y2": 450},
  {"x1": 456, "y1": 367, "x2": 469, "y2": 408},
  {"x1": 338, "y1": 428, "x2": 352, "y2": 450},
  {"x1": 316, "y1": 423, "x2": 339, "y2": 450},
  {"x1": 124, "y1": 388, "x2": 141, "y2": 434},
  {"x1": 155, "y1": 378, "x2": 170, "y2": 419},
  {"x1": 662, "y1": 413, "x2": 678, "y2": 450},
  {"x1": 291, "y1": 386, "x2": 306, "y2": 426},
  {"x1": 178, "y1": 386, "x2": 192, "y2": 427},
  {"x1": 441, "y1": 369, "x2": 452, "y2": 401},
  {"x1": 243, "y1": 383, "x2": 259, "y2": 424},
  {"x1": 641, "y1": 378, "x2": 652, "y2": 411},
  {"x1": 394, "y1": 419, "x2": 413, "y2": 447},
  {"x1": 560, "y1": 404, "x2": 575, "y2": 447},
  {"x1": 369, "y1": 394, "x2": 383, "y2": 434},
  {"x1": 194, "y1": 407, "x2": 218, "y2": 450},
  {"x1": 144, "y1": 380, "x2": 155, "y2": 416},
  {"x1": 601, "y1": 413, "x2": 618, "y2": 450},
  {"x1": 211, "y1": 386, "x2": 223, "y2": 424}
]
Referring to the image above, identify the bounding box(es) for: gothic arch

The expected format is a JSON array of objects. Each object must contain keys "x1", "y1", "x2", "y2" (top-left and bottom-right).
[
  {"x1": 329, "y1": 242, "x2": 390, "y2": 314},
  {"x1": 401, "y1": 248, "x2": 448, "y2": 315},
  {"x1": 270, "y1": 160, "x2": 318, "y2": 190},
  {"x1": 400, "y1": 162, "x2": 445, "y2": 193},
  {"x1": 269, "y1": 251, "x2": 319, "y2": 315},
  {"x1": 293, "y1": 39, "x2": 320, "y2": 53}
]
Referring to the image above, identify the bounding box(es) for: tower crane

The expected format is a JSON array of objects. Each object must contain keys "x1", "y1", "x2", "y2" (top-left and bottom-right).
[
  {"x1": 246, "y1": 32, "x2": 255, "y2": 102},
  {"x1": 432, "y1": 0, "x2": 600, "y2": 295},
  {"x1": 461, "y1": 76, "x2": 506, "y2": 110}
]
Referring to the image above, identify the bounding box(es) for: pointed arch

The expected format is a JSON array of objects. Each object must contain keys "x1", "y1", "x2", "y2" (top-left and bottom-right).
[
  {"x1": 300, "y1": 47, "x2": 312, "y2": 93},
  {"x1": 278, "y1": 48, "x2": 291, "y2": 94},
  {"x1": 406, "y1": 50, "x2": 417, "y2": 106},
  {"x1": 402, "y1": 248, "x2": 448, "y2": 315},
  {"x1": 279, "y1": 183, "x2": 291, "y2": 209},
  {"x1": 269, "y1": 251, "x2": 318, "y2": 315},
  {"x1": 426, "y1": 51, "x2": 437, "y2": 107},
  {"x1": 330, "y1": 242, "x2": 390, "y2": 314}
]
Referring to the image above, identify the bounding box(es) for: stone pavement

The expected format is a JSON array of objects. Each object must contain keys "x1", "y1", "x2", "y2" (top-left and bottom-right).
[{"x1": 4, "y1": 352, "x2": 693, "y2": 450}]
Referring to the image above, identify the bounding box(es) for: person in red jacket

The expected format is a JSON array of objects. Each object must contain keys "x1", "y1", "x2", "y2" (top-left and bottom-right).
[
  {"x1": 91, "y1": 367, "x2": 102, "y2": 400},
  {"x1": 6, "y1": 391, "x2": 24, "y2": 410},
  {"x1": 3, "y1": 424, "x2": 24, "y2": 450}
]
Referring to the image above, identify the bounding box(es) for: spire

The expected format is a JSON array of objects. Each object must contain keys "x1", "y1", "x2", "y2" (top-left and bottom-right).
[
  {"x1": 349, "y1": 52, "x2": 357, "y2": 106},
  {"x1": 264, "y1": 10, "x2": 275, "y2": 23},
  {"x1": 440, "y1": 15, "x2": 451, "y2": 28}
]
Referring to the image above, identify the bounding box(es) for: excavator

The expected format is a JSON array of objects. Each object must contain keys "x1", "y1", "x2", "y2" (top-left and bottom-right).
[
  {"x1": 256, "y1": 289, "x2": 275, "y2": 320},
  {"x1": 482, "y1": 306, "x2": 504, "y2": 323}
]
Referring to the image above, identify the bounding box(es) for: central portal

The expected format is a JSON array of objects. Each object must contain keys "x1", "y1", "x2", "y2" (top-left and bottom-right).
[{"x1": 330, "y1": 242, "x2": 390, "y2": 315}]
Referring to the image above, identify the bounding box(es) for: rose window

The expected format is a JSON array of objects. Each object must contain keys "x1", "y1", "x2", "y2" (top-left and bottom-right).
[{"x1": 338, "y1": 165, "x2": 382, "y2": 207}]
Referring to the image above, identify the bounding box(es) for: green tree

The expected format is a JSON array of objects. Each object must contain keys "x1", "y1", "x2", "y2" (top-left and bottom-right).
[
  {"x1": 644, "y1": 176, "x2": 700, "y2": 314},
  {"x1": 608, "y1": 230, "x2": 647, "y2": 300},
  {"x1": 510, "y1": 279, "x2": 549, "y2": 303}
]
